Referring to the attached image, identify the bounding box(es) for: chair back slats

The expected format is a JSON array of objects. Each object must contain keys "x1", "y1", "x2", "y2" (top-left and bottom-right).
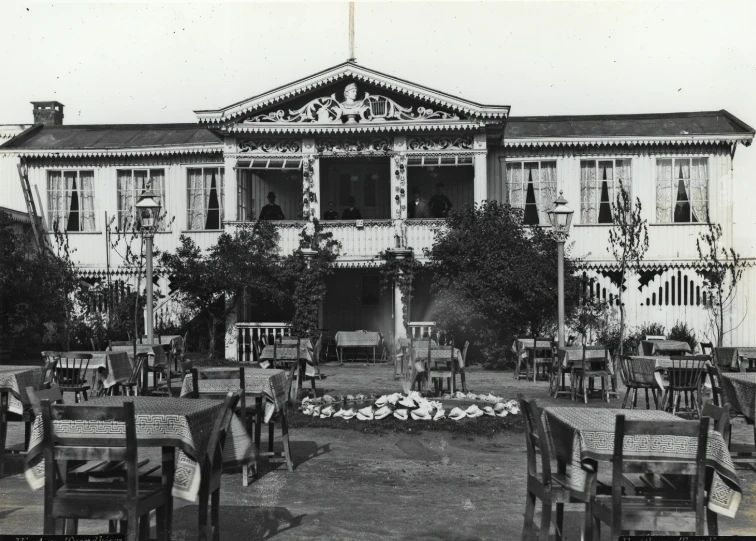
[
  {"x1": 39, "y1": 357, "x2": 59, "y2": 389},
  {"x1": 700, "y1": 341, "x2": 714, "y2": 355},
  {"x1": 580, "y1": 345, "x2": 609, "y2": 372},
  {"x1": 57, "y1": 353, "x2": 93, "y2": 388},
  {"x1": 668, "y1": 356, "x2": 707, "y2": 390},
  {"x1": 204, "y1": 391, "x2": 242, "y2": 470},
  {"x1": 517, "y1": 394, "x2": 551, "y2": 480},
  {"x1": 706, "y1": 364, "x2": 723, "y2": 406},
  {"x1": 26, "y1": 385, "x2": 63, "y2": 415},
  {"x1": 129, "y1": 353, "x2": 148, "y2": 385}
]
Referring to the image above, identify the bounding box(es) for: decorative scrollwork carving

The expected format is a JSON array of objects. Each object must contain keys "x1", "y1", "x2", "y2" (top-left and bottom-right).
[
  {"x1": 316, "y1": 137, "x2": 392, "y2": 154},
  {"x1": 406, "y1": 136, "x2": 473, "y2": 151},
  {"x1": 243, "y1": 83, "x2": 460, "y2": 125},
  {"x1": 238, "y1": 139, "x2": 302, "y2": 153}
]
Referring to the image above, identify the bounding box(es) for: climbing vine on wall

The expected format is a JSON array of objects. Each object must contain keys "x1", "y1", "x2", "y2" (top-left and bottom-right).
[{"x1": 376, "y1": 249, "x2": 423, "y2": 332}]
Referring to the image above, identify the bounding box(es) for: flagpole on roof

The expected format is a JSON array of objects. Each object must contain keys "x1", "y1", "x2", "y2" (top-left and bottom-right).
[{"x1": 348, "y1": 2, "x2": 356, "y2": 62}]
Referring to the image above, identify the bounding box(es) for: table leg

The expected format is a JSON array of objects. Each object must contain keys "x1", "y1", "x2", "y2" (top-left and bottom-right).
[
  {"x1": 160, "y1": 446, "x2": 175, "y2": 541},
  {"x1": 297, "y1": 360, "x2": 304, "y2": 405},
  {"x1": 254, "y1": 397, "x2": 263, "y2": 465},
  {"x1": 0, "y1": 391, "x2": 7, "y2": 478}
]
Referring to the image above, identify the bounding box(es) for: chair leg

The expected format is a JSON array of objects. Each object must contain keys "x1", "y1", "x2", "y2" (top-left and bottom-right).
[
  {"x1": 139, "y1": 515, "x2": 149, "y2": 541},
  {"x1": 198, "y1": 484, "x2": 209, "y2": 541},
  {"x1": 583, "y1": 377, "x2": 588, "y2": 404},
  {"x1": 460, "y1": 370, "x2": 467, "y2": 393},
  {"x1": 268, "y1": 422, "x2": 274, "y2": 453},
  {"x1": 644, "y1": 388, "x2": 650, "y2": 409},
  {"x1": 211, "y1": 488, "x2": 221, "y2": 541},
  {"x1": 522, "y1": 489, "x2": 536, "y2": 540},
  {"x1": 632, "y1": 387, "x2": 638, "y2": 409},
  {"x1": 555, "y1": 502, "x2": 564, "y2": 541},
  {"x1": 281, "y1": 410, "x2": 294, "y2": 472},
  {"x1": 621, "y1": 387, "x2": 631, "y2": 409},
  {"x1": 707, "y1": 508, "x2": 718, "y2": 535},
  {"x1": 538, "y1": 500, "x2": 552, "y2": 541}
]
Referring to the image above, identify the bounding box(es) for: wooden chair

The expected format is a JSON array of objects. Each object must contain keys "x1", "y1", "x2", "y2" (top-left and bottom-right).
[
  {"x1": 514, "y1": 336, "x2": 531, "y2": 381},
  {"x1": 90, "y1": 337, "x2": 103, "y2": 351},
  {"x1": 113, "y1": 353, "x2": 148, "y2": 396},
  {"x1": 663, "y1": 356, "x2": 707, "y2": 418},
  {"x1": 55, "y1": 353, "x2": 92, "y2": 403},
  {"x1": 429, "y1": 344, "x2": 457, "y2": 396},
  {"x1": 19, "y1": 356, "x2": 60, "y2": 450},
  {"x1": 550, "y1": 349, "x2": 572, "y2": 399},
  {"x1": 518, "y1": 393, "x2": 580, "y2": 541},
  {"x1": 618, "y1": 355, "x2": 659, "y2": 409},
  {"x1": 588, "y1": 415, "x2": 711, "y2": 539},
  {"x1": 700, "y1": 341, "x2": 714, "y2": 356},
  {"x1": 706, "y1": 363, "x2": 723, "y2": 407},
  {"x1": 257, "y1": 361, "x2": 297, "y2": 473},
  {"x1": 109, "y1": 340, "x2": 134, "y2": 348},
  {"x1": 154, "y1": 358, "x2": 193, "y2": 398},
  {"x1": 26, "y1": 385, "x2": 64, "y2": 416},
  {"x1": 457, "y1": 341, "x2": 469, "y2": 393},
  {"x1": 571, "y1": 346, "x2": 611, "y2": 403},
  {"x1": 40, "y1": 400, "x2": 167, "y2": 540}
]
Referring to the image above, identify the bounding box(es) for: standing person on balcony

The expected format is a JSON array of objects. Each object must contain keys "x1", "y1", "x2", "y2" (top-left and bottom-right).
[
  {"x1": 429, "y1": 182, "x2": 453, "y2": 218},
  {"x1": 323, "y1": 200, "x2": 340, "y2": 220},
  {"x1": 259, "y1": 191, "x2": 285, "y2": 220},
  {"x1": 342, "y1": 196, "x2": 362, "y2": 219},
  {"x1": 409, "y1": 189, "x2": 430, "y2": 218}
]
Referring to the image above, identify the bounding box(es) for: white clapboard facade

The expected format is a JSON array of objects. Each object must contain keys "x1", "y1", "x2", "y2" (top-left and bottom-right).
[{"x1": 1, "y1": 62, "x2": 754, "y2": 359}]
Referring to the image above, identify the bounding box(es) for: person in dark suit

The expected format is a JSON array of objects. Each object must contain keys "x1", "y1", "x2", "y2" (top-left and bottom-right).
[
  {"x1": 259, "y1": 191, "x2": 285, "y2": 220},
  {"x1": 342, "y1": 196, "x2": 362, "y2": 220},
  {"x1": 323, "y1": 200, "x2": 340, "y2": 220},
  {"x1": 408, "y1": 189, "x2": 430, "y2": 218},
  {"x1": 429, "y1": 182, "x2": 453, "y2": 217}
]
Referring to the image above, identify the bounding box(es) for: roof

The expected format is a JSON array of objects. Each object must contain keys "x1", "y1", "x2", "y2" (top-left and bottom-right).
[
  {"x1": 0, "y1": 123, "x2": 223, "y2": 156},
  {"x1": 194, "y1": 61, "x2": 510, "y2": 124},
  {"x1": 504, "y1": 110, "x2": 755, "y2": 146},
  {"x1": 0, "y1": 206, "x2": 38, "y2": 224},
  {"x1": 0, "y1": 125, "x2": 31, "y2": 140}
]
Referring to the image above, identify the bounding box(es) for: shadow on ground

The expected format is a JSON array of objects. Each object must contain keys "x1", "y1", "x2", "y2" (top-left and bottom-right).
[{"x1": 172, "y1": 505, "x2": 306, "y2": 541}]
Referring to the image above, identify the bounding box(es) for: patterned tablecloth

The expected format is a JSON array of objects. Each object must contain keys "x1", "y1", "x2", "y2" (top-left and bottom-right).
[
  {"x1": 412, "y1": 347, "x2": 465, "y2": 369},
  {"x1": 335, "y1": 330, "x2": 381, "y2": 348},
  {"x1": 512, "y1": 339, "x2": 553, "y2": 360},
  {"x1": 109, "y1": 344, "x2": 168, "y2": 367},
  {"x1": 628, "y1": 356, "x2": 707, "y2": 392},
  {"x1": 0, "y1": 365, "x2": 43, "y2": 415},
  {"x1": 714, "y1": 348, "x2": 742, "y2": 370},
  {"x1": 558, "y1": 347, "x2": 609, "y2": 369},
  {"x1": 61, "y1": 351, "x2": 132, "y2": 390},
  {"x1": 541, "y1": 406, "x2": 741, "y2": 518},
  {"x1": 639, "y1": 339, "x2": 691, "y2": 356},
  {"x1": 260, "y1": 343, "x2": 318, "y2": 378},
  {"x1": 180, "y1": 368, "x2": 289, "y2": 415},
  {"x1": 24, "y1": 396, "x2": 254, "y2": 503},
  {"x1": 720, "y1": 372, "x2": 756, "y2": 421}
]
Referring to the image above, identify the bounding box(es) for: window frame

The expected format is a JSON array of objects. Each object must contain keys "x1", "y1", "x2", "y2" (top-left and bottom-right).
[
  {"x1": 46, "y1": 168, "x2": 97, "y2": 233},
  {"x1": 116, "y1": 168, "x2": 167, "y2": 231},
  {"x1": 186, "y1": 166, "x2": 225, "y2": 231},
  {"x1": 654, "y1": 156, "x2": 710, "y2": 224},
  {"x1": 578, "y1": 157, "x2": 632, "y2": 225},
  {"x1": 505, "y1": 159, "x2": 558, "y2": 226}
]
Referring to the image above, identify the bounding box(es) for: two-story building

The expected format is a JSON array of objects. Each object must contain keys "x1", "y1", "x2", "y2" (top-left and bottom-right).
[{"x1": 1, "y1": 61, "x2": 754, "y2": 359}]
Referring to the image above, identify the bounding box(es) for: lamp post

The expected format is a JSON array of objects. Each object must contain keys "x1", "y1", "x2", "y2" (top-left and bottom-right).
[
  {"x1": 135, "y1": 190, "x2": 161, "y2": 344},
  {"x1": 547, "y1": 192, "x2": 574, "y2": 349}
]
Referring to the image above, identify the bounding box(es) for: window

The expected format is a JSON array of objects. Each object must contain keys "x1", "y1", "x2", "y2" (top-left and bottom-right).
[
  {"x1": 47, "y1": 170, "x2": 96, "y2": 232},
  {"x1": 117, "y1": 169, "x2": 165, "y2": 230},
  {"x1": 580, "y1": 159, "x2": 630, "y2": 224},
  {"x1": 187, "y1": 167, "x2": 224, "y2": 230},
  {"x1": 656, "y1": 158, "x2": 708, "y2": 223},
  {"x1": 506, "y1": 161, "x2": 557, "y2": 225}
]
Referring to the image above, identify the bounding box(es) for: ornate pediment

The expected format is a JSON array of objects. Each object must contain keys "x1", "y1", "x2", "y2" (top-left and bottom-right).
[
  {"x1": 243, "y1": 82, "x2": 460, "y2": 125},
  {"x1": 195, "y1": 62, "x2": 510, "y2": 129}
]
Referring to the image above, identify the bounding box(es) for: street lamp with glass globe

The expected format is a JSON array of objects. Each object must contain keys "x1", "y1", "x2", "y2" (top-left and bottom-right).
[
  {"x1": 546, "y1": 192, "x2": 574, "y2": 350},
  {"x1": 135, "y1": 190, "x2": 161, "y2": 344}
]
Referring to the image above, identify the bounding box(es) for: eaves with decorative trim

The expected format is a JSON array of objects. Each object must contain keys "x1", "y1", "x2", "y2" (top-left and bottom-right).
[
  {"x1": 504, "y1": 134, "x2": 753, "y2": 148},
  {"x1": 194, "y1": 62, "x2": 510, "y2": 124},
  {"x1": 225, "y1": 121, "x2": 483, "y2": 135},
  {"x1": 0, "y1": 144, "x2": 223, "y2": 158},
  {"x1": 578, "y1": 260, "x2": 756, "y2": 270}
]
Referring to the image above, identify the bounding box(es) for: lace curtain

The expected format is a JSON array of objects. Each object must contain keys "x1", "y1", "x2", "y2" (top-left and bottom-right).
[
  {"x1": 117, "y1": 170, "x2": 136, "y2": 229},
  {"x1": 506, "y1": 162, "x2": 556, "y2": 224},
  {"x1": 187, "y1": 168, "x2": 223, "y2": 230},
  {"x1": 47, "y1": 171, "x2": 72, "y2": 230},
  {"x1": 538, "y1": 162, "x2": 557, "y2": 224},
  {"x1": 656, "y1": 159, "x2": 673, "y2": 223},
  {"x1": 506, "y1": 163, "x2": 523, "y2": 208},
  {"x1": 656, "y1": 158, "x2": 707, "y2": 223},
  {"x1": 580, "y1": 161, "x2": 598, "y2": 223},
  {"x1": 580, "y1": 159, "x2": 631, "y2": 224},
  {"x1": 47, "y1": 171, "x2": 95, "y2": 231},
  {"x1": 78, "y1": 171, "x2": 96, "y2": 232},
  {"x1": 690, "y1": 158, "x2": 708, "y2": 222}
]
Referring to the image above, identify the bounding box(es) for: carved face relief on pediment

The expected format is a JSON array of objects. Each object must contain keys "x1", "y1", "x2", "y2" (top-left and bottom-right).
[{"x1": 242, "y1": 82, "x2": 461, "y2": 125}]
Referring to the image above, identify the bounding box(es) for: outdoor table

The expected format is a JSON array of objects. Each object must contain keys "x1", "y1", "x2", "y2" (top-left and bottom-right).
[
  {"x1": 0, "y1": 365, "x2": 43, "y2": 476},
  {"x1": 512, "y1": 339, "x2": 553, "y2": 382},
  {"x1": 720, "y1": 372, "x2": 756, "y2": 421},
  {"x1": 541, "y1": 406, "x2": 741, "y2": 518},
  {"x1": 627, "y1": 356, "x2": 673, "y2": 392},
  {"x1": 737, "y1": 347, "x2": 756, "y2": 372},
  {"x1": 552, "y1": 347, "x2": 613, "y2": 397},
  {"x1": 639, "y1": 339, "x2": 691, "y2": 356},
  {"x1": 260, "y1": 342, "x2": 317, "y2": 403},
  {"x1": 24, "y1": 395, "x2": 255, "y2": 537},
  {"x1": 109, "y1": 344, "x2": 169, "y2": 392},
  {"x1": 335, "y1": 330, "x2": 381, "y2": 362},
  {"x1": 180, "y1": 368, "x2": 289, "y2": 472},
  {"x1": 60, "y1": 351, "x2": 132, "y2": 394},
  {"x1": 714, "y1": 347, "x2": 742, "y2": 371}
]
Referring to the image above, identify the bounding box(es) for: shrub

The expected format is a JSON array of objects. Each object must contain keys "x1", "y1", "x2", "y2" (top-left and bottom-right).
[{"x1": 668, "y1": 321, "x2": 698, "y2": 352}]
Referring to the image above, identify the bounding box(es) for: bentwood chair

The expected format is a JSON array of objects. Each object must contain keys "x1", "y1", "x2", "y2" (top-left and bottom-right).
[
  {"x1": 259, "y1": 361, "x2": 297, "y2": 473},
  {"x1": 41, "y1": 400, "x2": 167, "y2": 541},
  {"x1": 588, "y1": 416, "x2": 711, "y2": 539}
]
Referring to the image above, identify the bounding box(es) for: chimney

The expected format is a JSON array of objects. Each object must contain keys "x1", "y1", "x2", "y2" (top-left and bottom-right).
[{"x1": 31, "y1": 101, "x2": 64, "y2": 126}]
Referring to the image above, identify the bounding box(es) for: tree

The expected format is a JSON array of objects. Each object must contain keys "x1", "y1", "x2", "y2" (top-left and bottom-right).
[
  {"x1": 159, "y1": 221, "x2": 283, "y2": 358},
  {"x1": 607, "y1": 180, "x2": 649, "y2": 356},
  {"x1": 279, "y1": 219, "x2": 340, "y2": 337},
  {"x1": 0, "y1": 213, "x2": 78, "y2": 348},
  {"x1": 426, "y1": 201, "x2": 581, "y2": 366},
  {"x1": 696, "y1": 219, "x2": 744, "y2": 346}
]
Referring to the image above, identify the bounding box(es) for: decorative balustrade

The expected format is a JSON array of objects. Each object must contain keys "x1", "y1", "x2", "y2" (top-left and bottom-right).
[{"x1": 236, "y1": 322, "x2": 292, "y2": 362}]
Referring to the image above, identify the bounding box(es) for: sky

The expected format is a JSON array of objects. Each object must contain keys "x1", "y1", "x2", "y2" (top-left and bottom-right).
[{"x1": 1, "y1": 0, "x2": 755, "y2": 251}]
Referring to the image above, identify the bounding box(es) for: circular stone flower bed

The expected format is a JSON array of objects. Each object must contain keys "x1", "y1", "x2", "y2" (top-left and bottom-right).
[{"x1": 290, "y1": 391, "x2": 524, "y2": 436}]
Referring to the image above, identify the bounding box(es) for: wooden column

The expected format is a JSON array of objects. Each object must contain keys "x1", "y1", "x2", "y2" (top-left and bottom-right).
[
  {"x1": 303, "y1": 138, "x2": 320, "y2": 220},
  {"x1": 392, "y1": 136, "x2": 408, "y2": 219},
  {"x1": 473, "y1": 132, "x2": 488, "y2": 205},
  {"x1": 223, "y1": 137, "x2": 238, "y2": 223}
]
